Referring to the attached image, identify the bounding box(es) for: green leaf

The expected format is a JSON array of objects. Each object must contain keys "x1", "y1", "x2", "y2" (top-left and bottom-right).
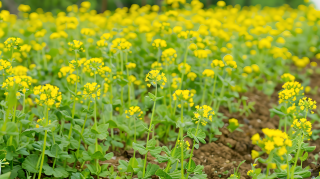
[
  {"x1": 133, "y1": 142, "x2": 147, "y2": 155},
  {"x1": 148, "y1": 92, "x2": 156, "y2": 101},
  {"x1": 185, "y1": 159, "x2": 196, "y2": 172},
  {"x1": 22, "y1": 154, "x2": 39, "y2": 173},
  {"x1": 0, "y1": 172, "x2": 11, "y2": 179},
  {"x1": 187, "y1": 128, "x2": 206, "y2": 144},
  {"x1": 144, "y1": 163, "x2": 159, "y2": 178},
  {"x1": 104, "y1": 152, "x2": 114, "y2": 160},
  {"x1": 302, "y1": 146, "x2": 316, "y2": 152},
  {"x1": 60, "y1": 110, "x2": 72, "y2": 121},
  {"x1": 300, "y1": 152, "x2": 308, "y2": 162},
  {"x1": 45, "y1": 144, "x2": 70, "y2": 159},
  {"x1": 155, "y1": 169, "x2": 172, "y2": 179},
  {"x1": 149, "y1": 146, "x2": 162, "y2": 157},
  {"x1": 5, "y1": 122, "x2": 19, "y2": 136},
  {"x1": 193, "y1": 165, "x2": 204, "y2": 174}
]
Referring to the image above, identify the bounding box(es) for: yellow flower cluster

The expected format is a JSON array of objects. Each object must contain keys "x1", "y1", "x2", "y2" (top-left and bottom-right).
[
  {"x1": 247, "y1": 170, "x2": 253, "y2": 176},
  {"x1": 292, "y1": 56, "x2": 310, "y2": 68},
  {"x1": 194, "y1": 49, "x2": 210, "y2": 59},
  {"x1": 96, "y1": 39, "x2": 108, "y2": 47},
  {"x1": 172, "y1": 90, "x2": 194, "y2": 107},
  {"x1": 151, "y1": 61, "x2": 162, "y2": 70},
  {"x1": 252, "y1": 128, "x2": 292, "y2": 155},
  {"x1": 291, "y1": 118, "x2": 312, "y2": 136},
  {"x1": 66, "y1": 74, "x2": 79, "y2": 84},
  {"x1": 187, "y1": 72, "x2": 197, "y2": 81},
  {"x1": 2, "y1": 76, "x2": 32, "y2": 95},
  {"x1": 178, "y1": 62, "x2": 191, "y2": 74},
  {"x1": 111, "y1": 38, "x2": 132, "y2": 52},
  {"x1": 193, "y1": 105, "x2": 215, "y2": 126},
  {"x1": 211, "y1": 60, "x2": 225, "y2": 68},
  {"x1": 82, "y1": 82, "x2": 101, "y2": 99},
  {"x1": 223, "y1": 55, "x2": 237, "y2": 69},
  {"x1": 58, "y1": 66, "x2": 74, "y2": 78},
  {"x1": 126, "y1": 62, "x2": 136, "y2": 69},
  {"x1": 83, "y1": 58, "x2": 111, "y2": 77},
  {"x1": 125, "y1": 106, "x2": 143, "y2": 120},
  {"x1": 229, "y1": 118, "x2": 239, "y2": 126},
  {"x1": 0, "y1": 59, "x2": 12, "y2": 75},
  {"x1": 177, "y1": 139, "x2": 190, "y2": 150},
  {"x1": 34, "y1": 29, "x2": 47, "y2": 38},
  {"x1": 18, "y1": 4, "x2": 31, "y2": 12},
  {"x1": 161, "y1": 48, "x2": 177, "y2": 65},
  {"x1": 145, "y1": 70, "x2": 167, "y2": 89},
  {"x1": 68, "y1": 40, "x2": 85, "y2": 52},
  {"x1": 34, "y1": 84, "x2": 62, "y2": 108},
  {"x1": 152, "y1": 39, "x2": 167, "y2": 48},
  {"x1": 281, "y1": 73, "x2": 295, "y2": 82},
  {"x1": 278, "y1": 81, "x2": 303, "y2": 104},
  {"x1": 69, "y1": 58, "x2": 87, "y2": 70},
  {"x1": 49, "y1": 31, "x2": 68, "y2": 39},
  {"x1": 80, "y1": 28, "x2": 96, "y2": 36},
  {"x1": 36, "y1": 117, "x2": 52, "y2": 128},
  {"x1": 171, "y1": 75, "x2": 181, "y2": 89},
  {"x1": 4, "y1": 37, "x2": 23, "y2": 50},
  {"x1": 202, "y1": 69, "x2": 214, "y2": 78},
  {"x1": 298, "y1": 97, "x2": 317, "y2": 113},
  {"x1": 13, "y1": 65, "x2": 28, "y2": 76}
]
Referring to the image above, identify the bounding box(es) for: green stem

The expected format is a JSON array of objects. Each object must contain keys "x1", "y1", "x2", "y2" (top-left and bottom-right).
[
  {"x1": 215, "y1": 83, "x2": 225, "y2": 111},
  {"x1": 22, "y1": 92, "x2": 26, "y2": 113},
  {"x1": 64, "y1": 53, "x2": 79, "y2": 167},
  {"x1": 38, "y1": 107, "x2": 49, "y2": 179},
  {"x1": 133, "y1": 117, "x2": 137, "y2": 160},
  {"x1": 172, "y1": 74, "x2": 184, "y2": 117},
  {"x1": 201, "y1": 79, "x2": 207, "y2": 105},
  {"x1": 142, "y1": 84, "x2": 157, "y2": 178},
  {"x1": 187, "y1": 118, "x2": 201, "y2": 172},
  {"x1": 211, "y1": 69, "x2": 218, "y2": 106},
  {"x1": 266, "y1": 152, "x2": 274, "y2": 176},
  {"x1": 180, "y1": 105, "x2": 184, "y2": 179},
  {"x1": 166, "y1": 64, "x2": 172, "y2": 113},
  {"x1": 9, "y1": 103, "x2": 17, "y2": 146},
  {"x1": 291, "y1": 133, "x2": 304, "y2": 179},
  {"x1": 165, "y1": 131, "x2": 180, "y2": 172},
  {"x1": 75, "y1": 101, "x2": 91, "y2": 167},
  {"x1": 125, "y1": 52, "x2": 131, "y2": 107}
]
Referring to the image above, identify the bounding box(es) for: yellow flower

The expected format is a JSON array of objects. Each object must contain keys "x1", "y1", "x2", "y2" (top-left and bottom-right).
[
  {"x1": 33, "y1": 84, "x2": 62, "y2": 108},
  {"x1": 280, "y1": 164, "x2": 287, "y2": 170},
  {"x1": 173, "y1": 90, "x2": 194, "y2": 107},
  {"x1": 145, "y1": 70, "x2": 167, "y2": 89},
  {"x1": 217, "y1": 1, "x2": 226, "y2": 7},
  {"x1": 82, "y1": 82, "x2": 101, "y2": 100},
  {"x1": 187, "y1": 72, "x2": 197, "y2": 81},
  {"x1": 152, "y1": 39, "x2": 167, "y2": 48},
  {"x1": 202, "y1": 69, "x2": 214, "y2": 78},
  {"x1": 193, "y1": 105, "x2": 215, "y2": 126},
  {"x1": 68, "y1": 40, "x2": 85, "y2": 52},
  {"x1": 178, "y1": 63, "x2": 191, "y2": 74},
  {"x1": 251, "y1": 150, "x2": 259, "y2": 159}
]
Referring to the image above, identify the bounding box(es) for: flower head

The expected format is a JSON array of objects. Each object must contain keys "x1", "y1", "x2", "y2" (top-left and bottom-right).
[
  {"x1": 125, "y1": 106, "x2": 143, "y2": 120},
  {"x1": 82, "y1": 82, "x2": 101, "y2": 100},
  {"x1": 33, "y1": 84, "x2": 62, "y2": 109},
  {"x1": 68, "y1": 40, "x2": 85, "y2": 52},
  {"x1": 193, "y1": 105, "x2": 215, "y2": 126},
  {"x1": 145, "y1": 70, "x2": 167, "y2": 89},
  {"x1": 173, "y1": 90, "x2": 194, "y2": 107}
]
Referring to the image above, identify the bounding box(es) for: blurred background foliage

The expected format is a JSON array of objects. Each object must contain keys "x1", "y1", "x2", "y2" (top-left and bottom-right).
[{"x1": 1, "y1": 0, "x2": 307, "y2": 14}]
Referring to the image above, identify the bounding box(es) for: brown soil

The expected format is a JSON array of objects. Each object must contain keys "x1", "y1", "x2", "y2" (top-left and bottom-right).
[{"x1": 97, "y1": 70, "x2": 320, "y2": 179}]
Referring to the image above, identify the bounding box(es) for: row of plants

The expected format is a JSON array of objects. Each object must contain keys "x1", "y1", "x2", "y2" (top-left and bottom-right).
[{"x1": 0, "y1": 0, "x2": 320, "y2": 178}]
